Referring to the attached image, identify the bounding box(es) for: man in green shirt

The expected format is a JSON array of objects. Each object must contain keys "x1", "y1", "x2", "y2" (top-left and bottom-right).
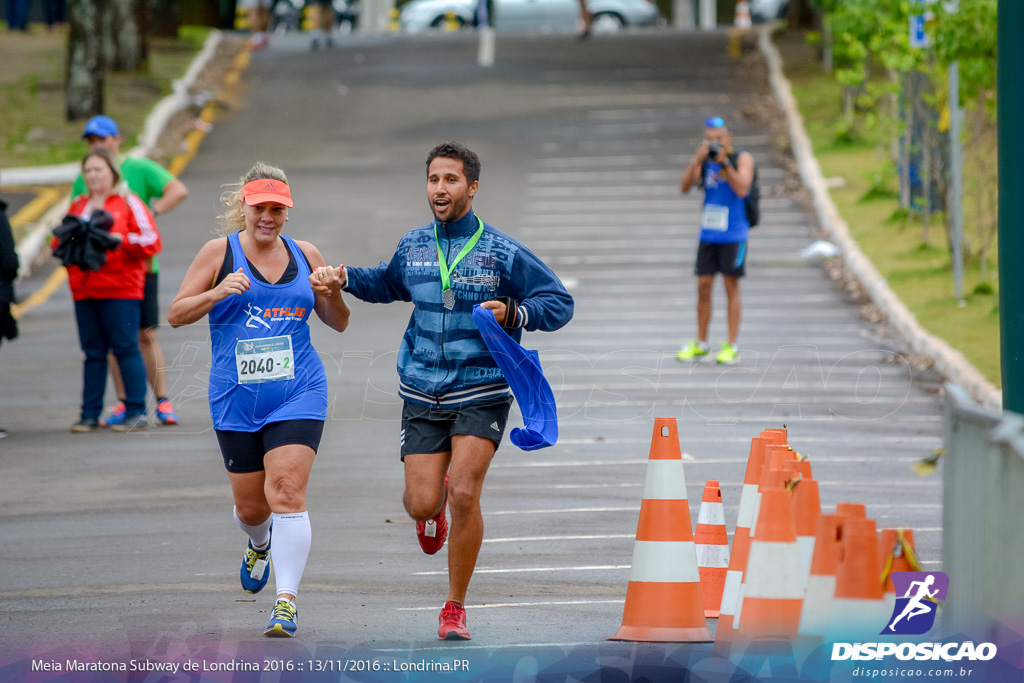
[{"x1": 72, "y1": 115, "x2": 190, "y2": 426}]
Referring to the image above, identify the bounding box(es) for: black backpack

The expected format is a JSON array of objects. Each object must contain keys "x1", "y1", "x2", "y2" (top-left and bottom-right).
[{"x1": 700, "y1": 150, "x2": 760, "y2": 228}]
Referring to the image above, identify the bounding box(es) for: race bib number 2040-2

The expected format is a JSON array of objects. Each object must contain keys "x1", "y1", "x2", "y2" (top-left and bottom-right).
[{"x1": 235, "y1": 335, "x2": 295, "y2": 384}]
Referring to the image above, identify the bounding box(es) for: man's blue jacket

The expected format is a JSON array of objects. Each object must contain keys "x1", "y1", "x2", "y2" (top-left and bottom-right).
[{"x1": 345, "y1": 208, "x2": 574, "y2": 408}]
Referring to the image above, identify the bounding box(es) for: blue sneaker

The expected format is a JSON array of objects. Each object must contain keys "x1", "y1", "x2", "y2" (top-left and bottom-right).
[
  {"x1": 100, "y1": 402, "x2": 126, "y2": 428},
  {"x1": 240, "y1": 532, "x2": 271, "y2": 594},
  {"x1": 156, "y1": 399, "x2": 179, "y2": 425},
  {"x1": 264, "y1": 599, "x2": 297, "y2": 638}
]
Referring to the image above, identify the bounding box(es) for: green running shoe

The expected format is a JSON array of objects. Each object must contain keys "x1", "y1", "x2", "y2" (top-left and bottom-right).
[
  {"x1": 716, "y1": 343, "x2": 740, "y2": 365},
  {"x1": 676, "y1": 341, "x2": 710, "y2": 362}
]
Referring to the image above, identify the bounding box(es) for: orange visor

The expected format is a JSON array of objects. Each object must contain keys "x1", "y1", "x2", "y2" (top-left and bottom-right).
[{"x1": 242, "y1": 179, "x2": 293, "y2": 207}]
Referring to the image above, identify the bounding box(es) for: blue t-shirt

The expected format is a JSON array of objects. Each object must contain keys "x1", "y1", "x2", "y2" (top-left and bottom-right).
[
  {"x1": 699, "y1": 161, "x2": 749, "y2": 244},
  {"x1": 207, "y1": 233, "x2": 327, "y2": 431}
]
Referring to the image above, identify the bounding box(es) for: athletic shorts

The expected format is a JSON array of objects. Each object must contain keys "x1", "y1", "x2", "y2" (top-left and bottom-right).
[
  {"x1": 400, "y1": 395, "x2": 513, "y2": 460},
  {"x1": 216, "y1": 419, "x2": 324, "y2": 473},
  {"x1": 140, "y1": 272, "x2": 159, "y2": 330},
  {"x1": 695, "y1": 241, "x2": 746, "y2": 278}
]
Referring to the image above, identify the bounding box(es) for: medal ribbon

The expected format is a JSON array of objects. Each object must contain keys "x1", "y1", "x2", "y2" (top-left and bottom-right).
[{"x1": 434, "y1": 216, "x2": 485, "y2": 293}]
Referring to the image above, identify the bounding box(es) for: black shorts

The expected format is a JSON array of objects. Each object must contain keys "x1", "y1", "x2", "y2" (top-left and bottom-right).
[
  {"x1": 400, "y1": 395, "x2": 513, "y2": 460},
  {"x1": 695, "y1": 241, "x2": 747, "y2": 278},
  {"x1": 216, "y1": 419, "x2": 325, "y2": 473},
  {"x1": 140, "y1": 272, "x2": 160, "y2": 329}
]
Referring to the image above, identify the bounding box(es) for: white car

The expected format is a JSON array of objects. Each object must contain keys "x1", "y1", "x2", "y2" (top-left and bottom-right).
[{"x1": 399, "y1": 0, "x2": 659, "y2": 33}]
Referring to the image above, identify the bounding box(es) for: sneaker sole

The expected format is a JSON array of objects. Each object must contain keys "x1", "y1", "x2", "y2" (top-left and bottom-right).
[
  {"x1": 439, "y1": 631, "x2": 471, "y2": 641},
  {"x1": 716, "y1": 357, "x2": 740, "y2": 365},
  {"x1": 158, "y1": 418, "x2": 179, "y2": 426},
  {"x1": 264, "y1": 624, "x2": 295, "y2": 638}
]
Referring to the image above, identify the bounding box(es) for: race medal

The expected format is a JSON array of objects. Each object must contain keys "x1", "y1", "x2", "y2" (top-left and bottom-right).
[
  {"x1": 235, "y1": 334, "x2": 295, "y2": 384},
  {"x1": 701, "y1": 205, "x2": 729, "y2": 231},
  {"x1": 435, "y1": 216, "x2": 485, "y2": 311}
]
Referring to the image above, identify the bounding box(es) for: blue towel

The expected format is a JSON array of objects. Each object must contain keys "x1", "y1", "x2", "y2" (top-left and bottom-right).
[{"x1": 472, "y1": 305, "x2": 558, "y2": 450}]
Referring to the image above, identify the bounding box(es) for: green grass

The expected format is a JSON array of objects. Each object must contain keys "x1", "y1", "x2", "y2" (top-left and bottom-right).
[
  {"x1": 0, "y1": 24, "x2": 210, "y2": 169},
  {"x1": 776, "y1": 32, "x2": 1002, "y2": 387}
]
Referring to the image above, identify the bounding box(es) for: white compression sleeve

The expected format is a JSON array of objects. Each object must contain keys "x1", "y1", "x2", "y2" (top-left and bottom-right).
[
  {"x1": 234, "y1": 506, "x2": 272, "y2": 549},
  {"x1": 271, "y1": 511, "x2": 311, "y2": 599}
]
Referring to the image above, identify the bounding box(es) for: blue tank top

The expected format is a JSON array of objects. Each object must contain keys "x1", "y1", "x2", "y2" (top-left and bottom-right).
[
  {"x1": 699, "y1": 161, "x2": 750, "y2": 244},
  {"x1": 207, "y1": 232, "x2": 327, "y2": 431}
]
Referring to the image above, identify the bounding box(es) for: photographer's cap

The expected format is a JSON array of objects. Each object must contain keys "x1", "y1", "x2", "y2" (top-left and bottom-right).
[
  {"x1": 82, "y1": 115, "x2": 119, "y2": 138},
  {"x1": 243, "y1": 178, "x2": 293, "y2": 207},
  {"x1": 704, "y1": 116, "x2": 725, "y2": 128}
]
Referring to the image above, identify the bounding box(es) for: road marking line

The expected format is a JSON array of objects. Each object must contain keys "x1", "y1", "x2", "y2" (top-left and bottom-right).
[
  {"x1": 9, "y1": 187, "x2": 63, "y2": 229},
  {"x1": 485, "y1": 506, "x2": 637, "y2": 515},
  {"x1": 414, "y1": 565, "x2": 630, "y2": 576},
  {"x1": 483, "y1": 534, "x2": 635, "y2": 543},
  {"x1": 10, "y1": 266, "x2": 66, "y2": 320},
  {"x1": 396, "y1": 599, "x2": 625, "y2": 611}
]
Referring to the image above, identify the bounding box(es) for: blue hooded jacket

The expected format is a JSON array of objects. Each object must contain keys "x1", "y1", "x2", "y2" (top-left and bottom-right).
[{"x1": 345, "y1": 208, "x2": 574, "y2": 407}]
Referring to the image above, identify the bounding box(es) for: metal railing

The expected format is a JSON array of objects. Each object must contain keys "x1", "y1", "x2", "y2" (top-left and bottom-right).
[{"x1": 942, "y1": 384, "x2": 1024, "y2": 639}]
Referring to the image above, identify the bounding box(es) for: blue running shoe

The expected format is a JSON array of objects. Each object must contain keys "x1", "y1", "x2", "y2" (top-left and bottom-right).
[
  {"x1": 100, "y1": 402, "x2": 126, "y2": 428},
  {"x1": 264, "y1": 599, "x2": 297, "y2": 638},
  {"x1": 156, "y1": 399, "x2": 179, "y2": 425},
  {"x1": 240, "y1": 533, "x2": 271, "y2": 594}
]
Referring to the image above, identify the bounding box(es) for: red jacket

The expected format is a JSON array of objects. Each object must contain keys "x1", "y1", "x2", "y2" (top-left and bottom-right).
[{"x1": 59, "y1": 193, "x2": 161, "y2": 301}]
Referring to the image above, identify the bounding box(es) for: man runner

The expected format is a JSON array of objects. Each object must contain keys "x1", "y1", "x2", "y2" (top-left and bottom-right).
[{"x1": 341, "y1": 141, "x2": 574, "y2": 640}]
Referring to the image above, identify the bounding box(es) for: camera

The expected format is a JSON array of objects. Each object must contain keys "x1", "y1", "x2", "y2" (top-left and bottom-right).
[{"x1": 707, "y1": 142, "x2": 722, "y2": 160}]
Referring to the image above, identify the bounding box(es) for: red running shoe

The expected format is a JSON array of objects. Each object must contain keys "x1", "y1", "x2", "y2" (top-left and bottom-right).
[
  {"x1": 416, "y1": 473, "x2": 449, "y2": 555},
  {"x1": 438, "y1": 601, "x2": 470, "y2": 640}
]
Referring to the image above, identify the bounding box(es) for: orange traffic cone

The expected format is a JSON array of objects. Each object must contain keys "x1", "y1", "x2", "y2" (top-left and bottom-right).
[
  {"x1": 610, "y1": 418, "x2": 712, "y2": 642},
  {"x1": 732, "y1": 487, "x2": 805, "y2": 642},
  {"x1": 826, "y1": 517, "x2": 888, "y2": 642},
  {"x1": 715, "y1": 435, "x2": 771, "y2": 654},
  {"x1": 797, "y1": 513, "x2": 845, "y2": 643},
  {"x1": 761, "y1": 427, "x2": 788, "y2": 445},
  {"x1": 734, "y1": 0, "x2": 752, "y2": 28},
  {"x1": 781, "y1": 461, "x2": 821, "y2": 587},
  {"x1": 696, "y1": 480, "x2": 730, "y2": 618}
]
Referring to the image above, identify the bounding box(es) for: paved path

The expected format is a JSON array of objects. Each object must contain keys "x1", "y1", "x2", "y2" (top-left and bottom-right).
[{"x1": 0, "y1": 29, "x2": 944, "y2": 680}]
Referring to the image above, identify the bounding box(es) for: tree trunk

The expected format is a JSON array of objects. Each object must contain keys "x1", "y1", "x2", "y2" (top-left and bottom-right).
[
  {"x1": 149, "y1": 0, "x2": 180, "y2": 37},
  {"x1": 105, "y1": 0, "x2": 148, "y2": 72},
  {"x1": 66, "y1": 0, "x2": 106, "y2": 121},
  {"x1": 900, "y1": 74, "x2": 913, "y2": 210}
]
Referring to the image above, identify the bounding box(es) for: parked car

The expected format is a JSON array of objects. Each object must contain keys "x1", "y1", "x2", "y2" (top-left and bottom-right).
[
  {"x1": 399, "y1": 0, "x2": 659, "y2": 33},
  {"x1": 749, "y1": 0, "x2": 788, "y2": 23}
]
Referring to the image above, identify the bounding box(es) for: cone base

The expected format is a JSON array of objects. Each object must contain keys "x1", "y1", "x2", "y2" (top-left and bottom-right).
[{"x1": 610, "y1": 625, "x2": 713, "y2": 642}]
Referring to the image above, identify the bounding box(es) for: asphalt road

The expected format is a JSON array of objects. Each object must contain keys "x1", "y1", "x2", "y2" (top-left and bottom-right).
[{"x1": 0, "y1": 28, "x2": 945, "y2": 681}]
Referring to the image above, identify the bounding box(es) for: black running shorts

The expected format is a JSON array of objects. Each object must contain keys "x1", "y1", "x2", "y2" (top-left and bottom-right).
[
  {"x1": 140, "y1": 272, "x2": 160, "y2": 329},
  {"x1": 400, "y1": 395, "x2": 513, "y2": 460},
  {"x1": 695, "y1": 241, "x2": 747, "y2": 278},
  {"x1": 216, "y1": 419, "x2": 325, "y2": 473}
]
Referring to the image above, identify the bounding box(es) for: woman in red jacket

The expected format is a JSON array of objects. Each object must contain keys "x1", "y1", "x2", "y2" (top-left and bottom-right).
[{"x1": 62, "y1": 148, "x2": 162, "y2": 432}]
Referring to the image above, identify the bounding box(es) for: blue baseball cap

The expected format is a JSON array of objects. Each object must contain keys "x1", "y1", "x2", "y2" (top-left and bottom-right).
[
  {"x1": 705, "y1": 116, "x2": 725, "y2": 128},
  {"x1": 82, "y1": 115, "x2": 119, "y2": 138}
]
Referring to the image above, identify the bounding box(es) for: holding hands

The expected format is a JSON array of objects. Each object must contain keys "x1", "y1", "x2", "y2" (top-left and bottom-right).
[{"x1": 309, "y1": 265, "x2": 346, "y2": 297}]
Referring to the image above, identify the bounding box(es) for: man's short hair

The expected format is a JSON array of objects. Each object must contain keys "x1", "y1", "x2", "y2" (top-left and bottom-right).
[{"x1": 426, "y1": 141, "x2": 481, "y2": 185}]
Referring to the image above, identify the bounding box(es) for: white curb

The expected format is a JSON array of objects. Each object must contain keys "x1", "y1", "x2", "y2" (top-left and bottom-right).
[{"x1": 757, "y1": 26, "x2": 1001, "y2": 412}]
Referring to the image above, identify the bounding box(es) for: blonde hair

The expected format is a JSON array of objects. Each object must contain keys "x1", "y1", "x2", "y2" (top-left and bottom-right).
[
  {"x1": 216, "y1": 161, "x2": 289, "y2": 235},
  {"x1": 82, "y1": 147, "x2": 122, "y2": 188}
]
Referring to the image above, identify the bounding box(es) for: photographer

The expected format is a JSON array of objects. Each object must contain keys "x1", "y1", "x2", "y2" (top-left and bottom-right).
[{"x1": 676, "y1": 116, "x2": 755, "y2": 365}]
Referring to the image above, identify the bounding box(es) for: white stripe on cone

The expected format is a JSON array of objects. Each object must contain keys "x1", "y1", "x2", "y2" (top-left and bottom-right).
[
  {"x1": 696, "y1": 544, "x2": 730, "y2": 569},
  {"x1": 741, "y1": 541, "x2": 805, "y2": 600},
  {"x1": 629, "y1": 540, "x2": 701, "y2": 583},
  {"x1": 798, "y1": 574, "x2": 836, "y2": 638},
  {"x1": 642, "y1": 460, "x2": 688, "y2": 500}
]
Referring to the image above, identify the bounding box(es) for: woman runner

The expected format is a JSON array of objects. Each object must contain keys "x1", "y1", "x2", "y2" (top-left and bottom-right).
[{"x1": 168, "y1": 162, "x2": 350, "y2": 637}]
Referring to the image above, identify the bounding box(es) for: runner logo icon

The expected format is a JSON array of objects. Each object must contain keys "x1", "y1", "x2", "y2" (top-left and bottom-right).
[{"x1": 882, "y1": 571, "x2": 948, "y2": 635}]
